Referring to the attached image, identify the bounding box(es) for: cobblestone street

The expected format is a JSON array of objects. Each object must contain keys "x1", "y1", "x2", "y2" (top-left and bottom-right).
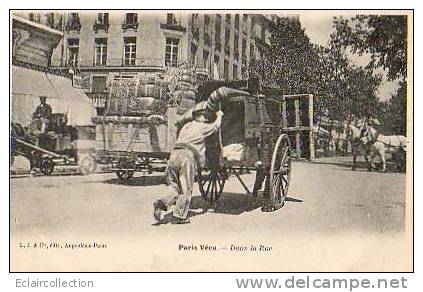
[{"x1": 10, "y1": 156, "x2": 411, "y2": 272}]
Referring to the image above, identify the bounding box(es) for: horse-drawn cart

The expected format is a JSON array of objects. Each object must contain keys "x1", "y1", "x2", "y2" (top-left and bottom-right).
[{"x1": 11, "y1": 117, "x2": 97, "y2": 175}]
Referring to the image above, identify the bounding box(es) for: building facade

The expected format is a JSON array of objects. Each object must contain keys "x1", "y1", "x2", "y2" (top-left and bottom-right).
[
  {"x1": 11, "y1": 14, "x2": 96, "y2": 127},
  {"x1": 16, "y1": 11, "x2": 280, "y2": 111}
]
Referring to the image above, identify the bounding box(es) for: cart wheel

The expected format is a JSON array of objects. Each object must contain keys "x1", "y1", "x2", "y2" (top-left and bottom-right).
[
  {"x1": 263, "y1": 134, "x2": 291, "y2": 212},
  {"x1": 40, "y1": 156, "x2": 55, "y2": 175},
  {"x1": 197, "y1": 167, "x2": 226, "y2": 202},
  {"x1": 78, "y1": 154, "x2": 97, "y2": 175},
  {"x1": 116, "y1": 170, "x2": 135, "y2": 181}
]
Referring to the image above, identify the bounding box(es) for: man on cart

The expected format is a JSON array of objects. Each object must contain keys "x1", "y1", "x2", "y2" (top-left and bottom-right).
[
  {"x1": 31, "y1": 96, "x2": 53, "y2": 135},
  {"x1": 33, "y1": 96, "x2": 52, "y2": 120},
  {"x1": 28, "y1": 96, "x2": 53, "y2": 175}
]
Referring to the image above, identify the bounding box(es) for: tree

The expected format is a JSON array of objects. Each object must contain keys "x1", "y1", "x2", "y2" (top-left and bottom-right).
[
  {"x1": 331, "y1": 15, "x2": 408, "y2": 134},
  {"x1": 249, "y1": 16, "x2": 383, "y2": 124},
  {"x1": 380, "y1": 81, "x2": 407, "y2": 135},
  {"x1": 331, "y1": 15, "x2": 408, "y2": 81},
  {"x1": 313, "y1": 43, "x2": 382, "y2": 121},
  {"x1": 249, "y1": 17, "x2": 319, "y2": 95}
]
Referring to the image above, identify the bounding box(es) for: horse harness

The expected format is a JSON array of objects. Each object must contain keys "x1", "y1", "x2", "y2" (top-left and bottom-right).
[
  {"x1": 367, "y1": 129, "x2": 380, "y2": 145},
  {"x1": 365, "y1": 129, "x2": 398, "y2": 150}
]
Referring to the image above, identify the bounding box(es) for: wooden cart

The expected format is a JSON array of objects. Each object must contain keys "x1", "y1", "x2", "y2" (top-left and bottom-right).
[
  {"x1": 93, "y1": 106, "x2": 178, "y2": 180},
  {"x1": 196, "y1": 80, "x2": 292, "y2": 211},
  {"x1": 11, "y1": 117, "x2": 96, "y2": 176}
]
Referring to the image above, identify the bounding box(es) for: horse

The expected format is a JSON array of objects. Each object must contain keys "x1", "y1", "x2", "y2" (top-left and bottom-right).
[
  {"x1": 360, "y1": 126, "x2": 407, "y2": 172},
  {"x1": 344, "y1": 120, "x2": 370, "y2": 170}
]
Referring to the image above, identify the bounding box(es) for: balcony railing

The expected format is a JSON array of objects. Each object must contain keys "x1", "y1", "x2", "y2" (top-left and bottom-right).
[
  {"x1": 65, "y1": 21, "x2": 81, "y2": 32},
  {"x1": 160, "y1": 22, "x2": 186, "y2": 32},
  {"x1": 93, "y1": 22, "x2": 110, "y2": 33},
  {"x1": 122, "y1": 21, "x2": 138, "y2": 31},
  {"x1": 51, "y1": 57, "x2": 165, "y2": 68}
]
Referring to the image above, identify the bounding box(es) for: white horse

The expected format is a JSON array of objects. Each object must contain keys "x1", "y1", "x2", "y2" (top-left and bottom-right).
[
  {"x1": 360, "y1": 126, "x2": 407, "y2": 172},
  {"x1": 344, "y1": 120, "x2": 370, "y2": 170}
]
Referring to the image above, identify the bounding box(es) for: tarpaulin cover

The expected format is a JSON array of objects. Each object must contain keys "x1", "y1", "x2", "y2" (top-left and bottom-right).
[{"x1": 11, "y1": 66, "x2": 96, "y2": 126}]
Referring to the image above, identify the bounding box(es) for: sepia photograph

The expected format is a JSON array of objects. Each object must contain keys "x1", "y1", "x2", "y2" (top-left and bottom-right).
[{"x1": 9, "y1": 9, "x2": 413, "y2": 272}]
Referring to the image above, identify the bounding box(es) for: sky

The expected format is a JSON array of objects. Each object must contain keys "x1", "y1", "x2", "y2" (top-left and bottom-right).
[{"x1": 298, "y1": 12, "x2": 400, "y2": 101}]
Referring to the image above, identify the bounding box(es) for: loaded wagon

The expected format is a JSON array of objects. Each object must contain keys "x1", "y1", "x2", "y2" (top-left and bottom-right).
[
  {"x1": 93, "y1": 107, "x2": 178, "y2": 180},
  {"x1": 93, "y1": 65, "x2": 197, "y2": 180}
]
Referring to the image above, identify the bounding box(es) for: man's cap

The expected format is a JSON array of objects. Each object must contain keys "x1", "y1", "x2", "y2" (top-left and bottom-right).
[
  {"x1": 192, "y1": 101, "x2": 208, "y2": 114},
  {"x1": 206, "y1": 99, "x2": 219, "y2": 112}
]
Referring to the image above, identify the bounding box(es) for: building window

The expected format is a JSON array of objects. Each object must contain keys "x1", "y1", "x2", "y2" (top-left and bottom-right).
[
  {"x1": 214, "y1": 15, "x2": 221, "y2": 51},
  {"x1": 242, "y1": 14, "x2": 248, "y2": 34},
  {"x1": 161, "y1": 13, "x2": 186, "y2": 32},
  {"x1": 242, "y1": 38, "x2": 247, "y2": 59},
  {"x1": 167, "y1": 13, "x2": 178, "y2": 25},
  {"x1": 98, "y1": 13, "x2": 109, "y2": 25},
  {"x1": 29, "y1": 13, "x2": 40, "y2": 23},
  {"x1": 234, "y1": 32, "x2": 239, "y2": 60},
  {"x1": 65, "y1": 13, "x2": 81, "y2": 32},
  {"x1": 204, "y1": 14, "x2": 211, "y2": 46},
  {"x1": 250, "y1": 42, "x2": 255, "y2": 60},
  {"x1": 225, "y1": 27, "x2": 230, "y2": 43},
  {"x1": 191, "y1": 14, "x2": 199, "y2": 29},
  {"x1": 203, "y1": 50, "x2": 210, "y2": 70},
  {"x1": 190, "y1": 43, "x2": 197, "y2": 67},
  {"x1": 94, "y1": 13, "x2": 109, "y2": 32},
  {"x1": 224, "y1": 60, "x2": 229, "y2": 80},
  {"x1": 225, "y1": 14, "x2": 231, "y2": 24},
  {"x1": 233, "y1": 64, "x2": 238, "y2": 80},
  {"x1": 67, "y1": 38, "x2": 79, "y2": 66},
  {"x1": 213, "y1": 55, "x2": 220, "y2": 79},
  {"x1": 235, "y1": 14, "x2": 240, "y2": 29},
  {"x1": 94, "y1": 38, "x2": 107, "y2": 66},
  {"x1": 224, "y1": 27, "x2": 230, "y2": 55},
  {"x1": 125, "y1": 13, "x2": 138, "y2": 24},
  {"x1": 165, "y1": 37, "x2": 179, "y2": 67},
  {"x1": 204, "y1": 14, "x2": 211, "y2": 26},
  {"x1": 123, "y1": 37, "x2": 137, "y2": 66},
  {"x1": 123, "y1": 13, "x2": 138, "y2": 30}
]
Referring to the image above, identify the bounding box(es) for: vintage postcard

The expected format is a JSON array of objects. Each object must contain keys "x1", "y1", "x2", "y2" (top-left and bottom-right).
[{"x1": 10, "y1": 9, "x2": 413, "y2": 272}]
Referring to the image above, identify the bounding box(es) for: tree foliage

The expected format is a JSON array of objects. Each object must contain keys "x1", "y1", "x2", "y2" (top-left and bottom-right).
[
  {"x1": 331, "y1": 15, "x2": 408, "y2": 81},
  {"x1": 249, "y1": 16, "x2": 382, "y2": 121},
  {"x1": 249, "y1": 17, "x2": 318, "y2": 95},
  {"x1": 379, "y1": 81, "x2": 407, "y2": 135}
]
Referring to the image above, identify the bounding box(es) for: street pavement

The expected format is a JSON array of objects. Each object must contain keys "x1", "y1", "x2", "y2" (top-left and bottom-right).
[{"x1": 10, "y1": 156, "x2": 410, "y2": 272}]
